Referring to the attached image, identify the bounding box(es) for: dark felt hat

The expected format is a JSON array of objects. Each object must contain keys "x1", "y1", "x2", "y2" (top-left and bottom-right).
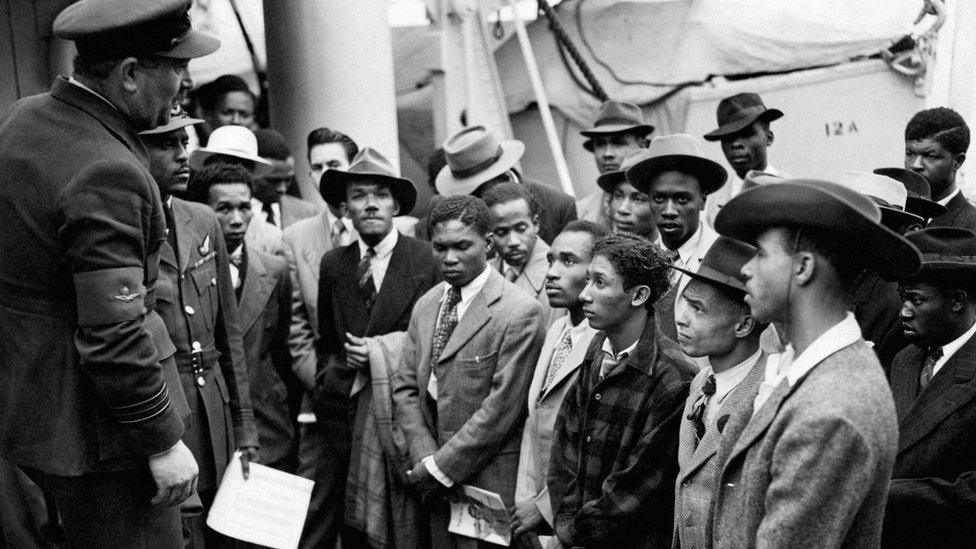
[
  {"x1": 714, "y1": 178, "x2": 921, "y2": 279},
  {"x1": 703, "y1": 93, "x2": 783, "y2": 141},
  {"x1": 321, "y1": 147, "x2": 417, "y2": 214},
  {"x1": 581, "y1": 101, "x2": 655, "y2": 151},
  {"x1": 902, "y1": 227, "x2": 976, "y2": 277},
  {"x1": 671, "y1": 236, "x2": 756, "y2": 295},
  {"x1": 54, "y1": 0, "x2": 220, "y2": 59},
  {"x1": 625, "y1": 134, "x2": 728, "y2": 196},
  {"x1": 595, "y1": 148, "x2": 653, "y2": 194},
  {"x1": 873, "y1": 167, "x2": 947, "y2": 220}
]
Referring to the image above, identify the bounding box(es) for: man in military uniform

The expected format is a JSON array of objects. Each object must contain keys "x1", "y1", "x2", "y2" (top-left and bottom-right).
[
  {"x1": 0, "y1": 0, "x2": 219, "y2": 546},
  {"x1": 141, "y1": 116, "x2": 259, "y2": 547}
]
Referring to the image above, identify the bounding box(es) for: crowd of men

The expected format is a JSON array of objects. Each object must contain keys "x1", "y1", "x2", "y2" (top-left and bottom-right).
[{"x1": 0, "y1": 0, "x2": 974, "y2": 548}]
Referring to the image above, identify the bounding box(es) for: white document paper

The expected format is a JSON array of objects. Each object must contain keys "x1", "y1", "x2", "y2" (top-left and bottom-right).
[
  {"x1": 206, "y1": 451, "x2": 314, "y2": 549},
  {"x1": 448, "y1": 485, "x2": 512, "y2": 546}
]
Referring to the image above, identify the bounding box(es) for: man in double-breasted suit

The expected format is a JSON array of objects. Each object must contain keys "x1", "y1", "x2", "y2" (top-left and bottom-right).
[
  {"x1": 0, "y1": 3, "x2": 218, "y2": 545},
  {"x1": 670, "y1": 237, "x2": 767, "y2": 548},
  {"x1": 709, "y1": 179, "x2": 918, "y2": 548},
  {"x1": 393, "y1": 195, "x2": 546, "y2": 548},
  {"x1": 144, "y1": 124, "x2": 259, "y2": 544},
  {"x1": 510, "y1": 221, "x2": 606, "y2": 548},
  {"x1": 883, "y1": 227, "x2": 976, "y2": 548}
]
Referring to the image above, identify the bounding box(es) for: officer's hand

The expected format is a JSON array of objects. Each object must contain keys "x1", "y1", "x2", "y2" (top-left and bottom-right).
[
  {"x1": 148, "y1": 440, "x2": 199, "y2": 507},
  {"x1": 240, "y1": 446, "x2": 260, "y2": 480},
  {"x1": 344, "y1": 333, "x2": 370, "y2": 369}
]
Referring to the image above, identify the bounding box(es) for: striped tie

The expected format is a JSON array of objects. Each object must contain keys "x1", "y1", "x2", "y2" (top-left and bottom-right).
[{"x1": 358, "y1": 247, "x2": 377, "y2": 312}]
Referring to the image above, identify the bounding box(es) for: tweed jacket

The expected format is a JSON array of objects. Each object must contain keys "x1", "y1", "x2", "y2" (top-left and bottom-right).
[
  {"x1": 515, "y1": 315, "x2": 598, "y2": 528},
  {"x1": 548, "y1": 316, "x2": 695, "y2": 548},
  {"x1": 489, "y1": 238, "x2": 556, "y2": 323},
  {"x1": 710, "y1": 340, "x2": 898, "y2": 548},
  {"x1": 929, "y1": 190, "x2": 976, "y2": 231},
  {"x1": 882, "y1": 333, "x2": 976, "y2": 548},
  {"x1": 238, "y1": 246, "x2": 302, "y2": 470},
  {"x1": 0, "y1": 78, "x2": 186, "y2": 475},
  {"x1": 673, "y1": 354, "x2": 766, "y2": 549},
  {"x1": 157, "y1": 198, "x2": 258, "y2": 493},
  {"x1": 392, "y1": 270, "x2": 546, "y2": 503}
]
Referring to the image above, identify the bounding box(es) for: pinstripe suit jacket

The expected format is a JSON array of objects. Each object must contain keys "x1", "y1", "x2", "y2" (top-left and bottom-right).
[
  {"x1": 882, "y1": 334, "x2": 976, "y2": 548},
  {"x1": 673, "y1": 354, "x2": 766, "y2": 549}
]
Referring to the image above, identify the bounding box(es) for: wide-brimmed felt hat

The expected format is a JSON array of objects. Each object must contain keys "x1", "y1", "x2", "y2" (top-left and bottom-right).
[
  {"x1": 703, "y1": 93, "x2": 783, "y2": 141},
  {"x1": 54, "y1": 0, "x2": 220, "y2": 59},
  {"x1": 873, "y1": 167, "x2": 947, "y2": 220},
  {"x1": 671, "y1": 236, "x2": 756, "y2": 295},
  {"x1": 189, "y1": 125, "x2": 273, "y2": 177},
  {"x1": 625, "y1": 134, "x2": 728, "y2": 196},
  {"x1": 595, "y1": 148, "x2": 653, "y2": 194},
  {"x1": 139, "y1": 106, "x2": 202, "y2": 135},
  {"x1": 902, "y1": 227, "x2": 976, "y2": 278},
  {"x1": 581, "y1": 101, "x2": 655, "y2": 151},
  {"x1": 321, "y1": 147, "x2": 417, "y2": 214},
  {"x1": 834, "y1": 171, "x2": 924, "y2": 231},
  {"x1": 714, "y1": 178, "x2": 921, "y2": 279},
  {"x1": 435, "y1": 126, "x2": 524, "y2": 196}
]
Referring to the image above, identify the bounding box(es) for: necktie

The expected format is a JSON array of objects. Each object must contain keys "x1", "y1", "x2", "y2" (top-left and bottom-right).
[
  {"x1": 541, "y1": 329, "x2": 573, "y2": 396},
  {"x1": 918, "y1": 346, "x2": 943, "y2": 394},
  {"x1": 599, "y1": 350, "x2": 627, "y2": 381},
  {"x1": 687, "y1": 374, "x2": 716, "y2": 441},
  {"x1": 358, "y1": 247, "x2": 377, "y2": 312},
  {"x1": 163, "y1": 203, "x2": 179, "y2": 260},
  {"x1": 663, "y1": 248, "x2": 680, "y2": 264},
  {"x1": 427, "y1": 287, "x2": 462, "y2": 400},
  {"x1": 263, "y1": 201, "x2": 277, "y2": 227},
  {"x1": 505, "y1": 266, "x2": 519, "y2": 283}
]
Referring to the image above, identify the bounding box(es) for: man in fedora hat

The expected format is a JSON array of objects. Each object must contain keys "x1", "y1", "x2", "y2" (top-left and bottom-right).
[
  {"x1": 905, "y1": 107, "x2": 975, "y2": 230},
  {"x1": 311, "y1": 148, "x2": 440, "y2": 548},
  {"x1": 594, "y1": 148, "x2": 659, "y2": 242},
  {"x1": 627, "y1": 133, "x2": 727, "y2": 342},
  {"x1": 436, "y1": 125, "x2": 577, "y2": 245},
  {"x1": 577, "y1": 101, "x2": 653, "y2": 229},
  {"x1": 702, "y1": 92, "x2": 787, "y2": 228},
  {"x1": 875, "y1": 166, "x2": 947, "y2": 227},
  {"x1": 883, "y1": 227, "x2": 976, "y2": 548},
  {"x1": 709, "y1": 178, "x2": 919, "y2": 547},
  {"x1": 0, "y1": 0, "x2": 220, "y2": 545},
  {"x1": 671, "y1": 236, "x2": 768, "y2": 548}
]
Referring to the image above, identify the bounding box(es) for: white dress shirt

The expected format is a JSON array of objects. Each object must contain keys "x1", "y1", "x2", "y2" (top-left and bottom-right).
[
  {"x1": 356, "y1": 228, "x2": 398, "y2": 290},
  {"x1": 706, "y1": 349, "x2": 761, "y2": 424},
  {"x1": 251, "y1": 197, "x2": 283, "y2": 229},
  {"x1": 937, "y1": 187, "x2": 961, "y2": 207},
  {"x1": 931, "y1": 319, "x2": 976, "y2": 378},
  {"x1": 753, "y1": 312, "x2": 862, "y2": 415},
  {"x1": 228, "y1": 244, "x2": 244, "y2": 289}
]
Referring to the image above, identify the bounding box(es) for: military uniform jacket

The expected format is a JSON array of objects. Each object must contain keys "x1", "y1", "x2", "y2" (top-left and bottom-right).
[
  {"x1": 0, "y1": 78, "x2": 187, "y2": 475},
  {"x1": 156, "y1": 198, "x2": 257, "y2": 491}
]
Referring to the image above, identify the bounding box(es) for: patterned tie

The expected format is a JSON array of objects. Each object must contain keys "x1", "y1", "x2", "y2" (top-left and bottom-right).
[
  {"x1": 663, "y1": 248, "x2": 680, "y2": 265},
  {"x1": 358, "y1": 247, "x2": 377, "y2": 312},
  {"x1": 687, "y1": 374, "x2": 716, "y2": 440},
  {"x1": 541, "y1": 329, "x2": 574, "y2": 396},
  {"x1": 918, "y1": 346, "x2": 943, "y2": 394},
  {"x1": 598, "y1": 350, "x2": 627, "y2": 382},
  {"x1": 427, "y1": 287, "x2": 463, "y2": 400}
]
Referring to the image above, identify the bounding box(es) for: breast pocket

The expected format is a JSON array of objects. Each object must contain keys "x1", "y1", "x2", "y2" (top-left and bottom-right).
[
  {"x1": 455, "y1": 351, "x2": 498, "y2": 406},
  {"x1": 188, "y1": 257, "x2": 218, "y2": 329}
]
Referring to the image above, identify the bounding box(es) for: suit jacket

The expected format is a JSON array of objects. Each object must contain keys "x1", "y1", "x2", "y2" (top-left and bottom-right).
[
  {"x1": 313, "y1": 234, "x2": 441, "y2": 429},
  {"x1": 525, "y1": 180, "x2": 578, "y2": 245},
  {"x1": 489, "y1": 238, "x2": 557, "y2": 323},
  {"x1": 673, "y1": 355, "x2": 766, "y2": 549},
  {"x1": 851, "y1": 270, "x2": 907, "y2": 374},
  {"x1": 515, "y1": 316, "x2": 598, "y2": 529},
  {"x1": 392, "y1": 270, "x2": 546, "y2": 509},
  {"x1": 710, "y1": 341, "x2": 898, "y2": 548},
  {"x1": 0, "y1": 78, "x2": 185, "y2": 475},
  {"x1": 279, "y1": 194, "x2": 320, "y2": 228},
  {"x1": 882, "y1": 335, "x2": 976, "y2": 548},
  {"x1": 929, "y1": 190, "x2": 976, "y2": 231},
  {"x1": 238, "y1": 246, "x2": 303, "y2": 470},
  {"x1": 157, "y1": 198, "x2": 258, "y2": 493}
]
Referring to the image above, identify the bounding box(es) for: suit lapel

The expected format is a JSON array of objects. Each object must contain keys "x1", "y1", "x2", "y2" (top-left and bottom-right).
[
  {"x1": 520, "y1": 240, "x2": 549, "y2": 295},
  {"x1": 898, "y1": 338, "x2": 976, "y2": 453},
  {"x1": 237, "y1": 249, "x2": 275, "y2": 334},
  {"x1": 890, "y1": 345, "x2": 924, "y2": 421},
  {"x1": 335, "y1": 245, "x2": 370, "y2": 334},
  {"x1": 302, "y1": 213, "x2": 335, "y2": 283},
  {"x1": 540, "y1": 325, "x2": 593, "y2": 400},
  {"x1": 159, "y1": 239, "x2": 179, "y2": 269},
  {"x1": 726, "y1": 374, "x2": 794, "y2": 463},
  {"x1": 437, "y1": 271, "x2": 501, "y2": 363},
  {"x1": 173, "y1": 204, "x2": 196, "y2": 273},
  {"x1": 365, "y1": 236, "x2": 413, "y2": 335},
  {"x1": 526, "y1": 317, "x2": 565, "y2": 404}
]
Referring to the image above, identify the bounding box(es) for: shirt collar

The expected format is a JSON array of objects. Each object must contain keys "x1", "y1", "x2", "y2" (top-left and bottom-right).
[
  {"x1": 937, "y1": 318, "x2": 976, "y2": 365},
  {"x1": 444, "y1": 265, "x2": 492, "y2": 304},
  {"x1": 357, "y1": 227, "x2": 398, "y2": 260},
  {"x1": 777, "y1": 312, "x2": 862, "y2": 386},
  {"x1": 67, "y1": 76, "x2": 117, "y2": 111},
  {"x1": 324, "y1": 207, "x2": 355, "y2": 233},
  {"x1": 712, "y1": 348, "x2": 762, "y2": 401},
  {"x1": 601, "y1": 336, "x2": 639, "y2": 361},
  {"x1": 656, "y1": 222, "x2": 706, "y2": 264},
  {"x1": 937, "y1": 187, "x2": 960, "y2": 207}
]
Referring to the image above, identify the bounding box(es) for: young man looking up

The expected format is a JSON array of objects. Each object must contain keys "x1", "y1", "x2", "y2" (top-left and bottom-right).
[
  {"x1": 709, "y1": 178, "x2": 921, "y2": 547},
  {"x1": 905, "y1": 107, "x2": 974, "y2": 230},
  {"x1": 393, "y1": 195, "x2": 546, "y2": 548},
  {"x1": 511, "y1": 221, "x2": 608, "y2": 547},
  {"x1": 671, "y1": 236, "x2": 767, "y2": 547},
  {"x1": 548, "y1": 233, "x2": 695, "y2": 548}
]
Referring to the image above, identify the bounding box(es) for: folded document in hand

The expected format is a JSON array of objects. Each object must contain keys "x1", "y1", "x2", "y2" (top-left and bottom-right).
[{"x1": 449, "y1": 485, "x2": 512, "y2": 546}]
